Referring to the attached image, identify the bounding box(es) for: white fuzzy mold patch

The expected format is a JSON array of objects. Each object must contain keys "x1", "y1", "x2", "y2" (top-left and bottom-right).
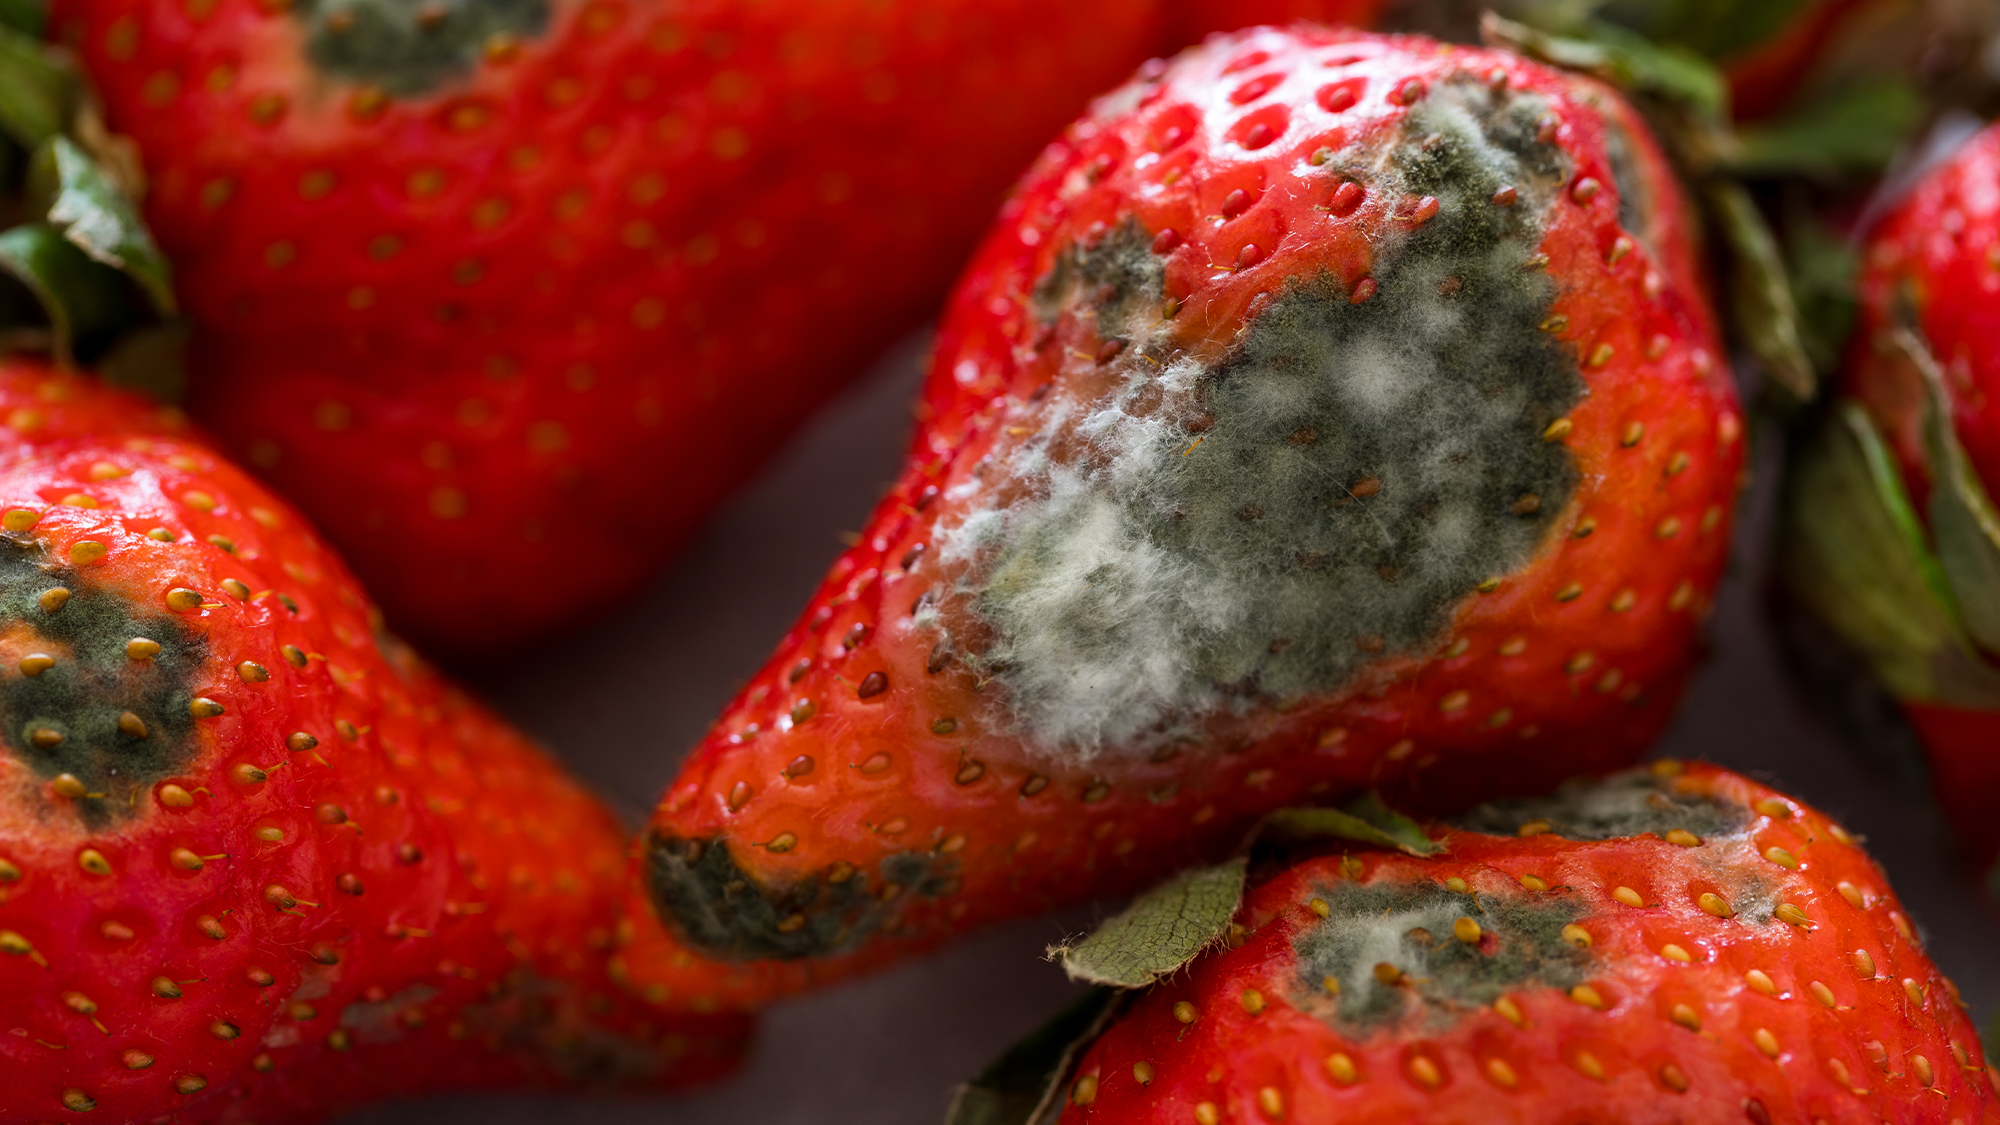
[
  {"x1": 1289, "y1": 880, "x2": 1592, "y2": 1033},
  {"x1": 932, "y1": 76, "x2": 1585, "y2": 757}
]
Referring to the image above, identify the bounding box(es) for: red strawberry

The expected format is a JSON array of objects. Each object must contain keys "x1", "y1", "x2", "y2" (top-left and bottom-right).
[
  {"x1": 613, "y1": 26, "x2": 1744, "y2": 1012},
  {"x1": 1781, "y1": 121, "x2": 2000, "y2": 876},
  {"x1": 0, "y1": 357, "x2": 748, "y2": 1123},
  {"x1": 42, "y1": 0, "x2": 1245, "y2": 652},
  {"x1": 1043, "y1": 763, "x2": 2000, "y2": 1124},
  {"x1": 1846, "y1": 124, "x2": 2000, "y2": 507}
]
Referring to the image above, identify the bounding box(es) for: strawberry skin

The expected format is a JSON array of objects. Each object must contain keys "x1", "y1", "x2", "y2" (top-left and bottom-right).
[
  {"x1": 1848, "y1": 123, "x2": 2000, "y2": 504},
  {"x1": 0, "y1": 359, "x2": 748, "y2": 1123},
  {"x1": 1054, "y1": 764, "x2": 2000, "y2": 1124},
  {"x1": 1798, "y1": 122, "x2": 2000, "y2": 873},
  {"x1": 617, "y1": 27, "x2": 1743, "y2": 1011},
  {"x1": 46, "y1": 0, "x2": 1183, "y2": 651}
]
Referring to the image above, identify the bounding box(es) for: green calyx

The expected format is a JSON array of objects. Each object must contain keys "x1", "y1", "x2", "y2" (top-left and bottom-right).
[
  {"x1": 1592, "y1": 0, "x2": 1817, "y2": 66},
  {"x1": 1777, "y1": 332, "x2": 2000, "y2": 709},
  {"x1": 0, "y1": 5, "x2": 179, "y2": 387},
  {"x1": 1049, "y1": 859, "x2": 1248, "y2": 989},
  {"x1": 1049, "y1": 795, "x2": 1444, "y2": 991},
  {"x1": 945, "y1": 988, "x2": 1125, "y2": 1125},
  {"x1": 1483, "y1": 4, "x2": 1933, "y2": 408}
]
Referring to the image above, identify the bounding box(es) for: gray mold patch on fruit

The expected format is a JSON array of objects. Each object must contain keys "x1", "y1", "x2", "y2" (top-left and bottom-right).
[
  {"x1": 1452, "y1": 770, "x2": 1749, "y2": 842},
  {"x1": 1290, "y1": 880, "x2": 1592, "y2": 1034},
  {"x1": 1030, "y1": 223, "x2": 1169, "y2": 333},
  {"x1": 299, "y1": 0, "x2": 550, "y2": 96},
  {"x1": 644, "y1": 831, "x2": 955, "y2": 961},
  {"x1": 931, "y1": 77, "x2": 1583, "y2": 757},
  {"x1": 1598, "y1": 112, "x2": 1663, "y2": 264},
  {"x1": 0, "y1": 538, "x2": 202, "y2": 823}
]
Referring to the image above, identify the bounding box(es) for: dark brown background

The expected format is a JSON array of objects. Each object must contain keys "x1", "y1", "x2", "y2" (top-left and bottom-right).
[{"x1": 345, "y1": 334, "x2": 1999, "y2": 1125}]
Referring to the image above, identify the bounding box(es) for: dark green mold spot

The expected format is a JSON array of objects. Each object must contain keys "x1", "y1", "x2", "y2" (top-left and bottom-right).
[
  {"x1": 298, "y1": 0, "x2": 549, "y2": 97},
  {"x1": 0, "y1": 538, "x2": 203, "y2": 823},
  {"x1": 1452, "y1": 769, "x2": 1749, "y2": 842},
  {"x1": 1029, "y1": 222, "x2": 1166, "y2": 333},
  {"x1": 938, "y1": 76, "x2": 1586, "y2": 754},
  {"x1": 1600, "y1": 116, "x2": 1652, "y2": 256},
  {"x1": 643, "y1": 831, "x2": 956, "y2": 961},
  {"x1": 1290, "y1": 880, "x2": 1592, "y2": 1035}
]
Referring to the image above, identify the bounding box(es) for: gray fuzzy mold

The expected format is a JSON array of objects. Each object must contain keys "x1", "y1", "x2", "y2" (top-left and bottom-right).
[
  {"x1": 932, "y1": 77, "x2": 1584, "y2": 757},
  {"x1": 0, "y1": 537, "x2": 202, "y2": 824},
  {"x1": 1290, "y1": 880, "x2": 1592, "y2": 1034},
  {"x1": 299, "y1": 0, "x2": 549, "y2": 96},
  {"x1": 1601, "y1": 115, "x2": 1649, "y2": 249},
  {"x1": 644, "y1": 831, "x2": 955, "y2": 961},
  {"x1": 1452, "y1": 770, "x2": 1750, "y2": 842}
]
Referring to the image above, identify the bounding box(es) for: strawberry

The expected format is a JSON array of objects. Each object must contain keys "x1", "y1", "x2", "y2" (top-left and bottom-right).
[
  {"x1": 1780, "y1": 121, "x2": 2000, "y2": 877},
  {"x1": 42, "y1": 0, "x2": 1224, "y2": 652},
  {"x1": 614, "y1": 26, "x2": 1744, "y2": 1012},
  {"x1": 1037, "y1": 764, "x2": 2000, "y2": 1124},
  {"x1": 0, "y1": 357, "x2": 748, "y2": 1123},
  {"x1": 1845, "y1": 124, "x2": 2000, "y2": 511}
]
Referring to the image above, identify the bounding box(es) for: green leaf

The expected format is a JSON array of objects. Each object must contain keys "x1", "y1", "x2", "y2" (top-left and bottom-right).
[
  {"x1": 944, "y1": 989, "x2": 1124, "y2": 1125},
  {"x1": 34, "y1": 136, "x2": 175, "y2": 313},
  {"x1": 1781, "y1": 204, "x2": 1858, "y2": 377},
  {"x1": 0, "y1": 0, "x2": 43, "y2": 37},
  {"x1": 0, "y1": 221, "x2": 140, "y2": 362},
  {"x1": 1259, "y1": 793, "x2": 1446, "y2": 856},
  {"x1": 1049, "y1": 858, "x2": 1246, "y2": 989},
  {"x1": 1730, "y1": 80, "x2": 1925, "y2": 178},
  {"x1": 1901, "y1": 331, "x2": 2000, "y2": 657},
  {"x1": 1594, "y1": 0, "x2": 1817, "y2": 62},
  {"x1": 0, "y1": 24, "x2": 71, "y2": 149},
  {"x1": 1707, "y1": 180, "x2": 1815, "y2": 402},
  {"x1": 1480, "y1": 13, "x2": 1727, "y2": 118},
  {"x1": 1776, "y1": 398, "x2": 2000, "y2": 707}
]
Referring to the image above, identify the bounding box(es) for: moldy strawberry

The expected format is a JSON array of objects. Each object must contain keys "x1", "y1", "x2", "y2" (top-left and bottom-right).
[
  {"x1": 616, "y1": 26, "x2": 1744, "y2": 1012},
  {"x1": 1042, "y1": 764, "x2": 1999, "y2": 1124},
  {"x1": 1781, "y1": 120, "x2": 2000, "y2": 880},
  {"x1": 0, "y1": 358, "x2": 749, "y2": 1124}
]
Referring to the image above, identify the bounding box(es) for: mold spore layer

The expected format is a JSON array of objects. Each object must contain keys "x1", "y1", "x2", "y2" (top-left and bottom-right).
[
  {"x1": 644, "y1": 830, "x2": 955, "y2": 960},
  {"x1": 1453, "y1": 770, "x2": 1750, "y2": 843},
  {"x1": 300, "y1": 0, "x2": 551, "y2": 96},
  {"x1": 1289, "y1": 879, "x2": 1593, "y2": 1035},
  {"x1": 932, "y1": 77, "x2": 1585, "y2": 756},
  {"x1": 0, "y1": 537, "x2": 203, "y2": 824}
]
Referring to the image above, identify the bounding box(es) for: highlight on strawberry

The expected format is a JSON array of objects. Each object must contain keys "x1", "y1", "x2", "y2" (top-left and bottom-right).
[
  {"x1": 1780, "y1": 119, "x2": 2000, "y2": 884},
  {"x1": 953, "y1": 764, "x2": 1998, "y2": 1124},
  {"x1": 614, "y1": 25, "x2": 1746, "y2": 1012}
]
